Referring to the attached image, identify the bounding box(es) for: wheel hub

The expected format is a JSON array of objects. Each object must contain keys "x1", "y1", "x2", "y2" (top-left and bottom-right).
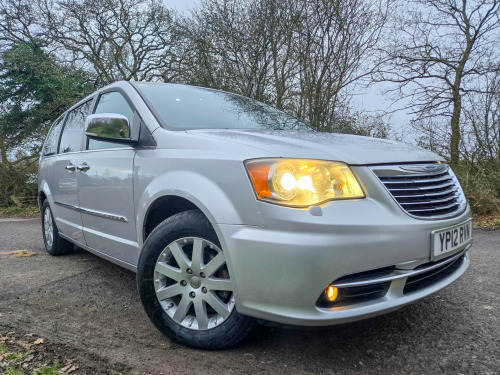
[{"x1": 189, "y1": 276, "x2": 201, "y2": 289}]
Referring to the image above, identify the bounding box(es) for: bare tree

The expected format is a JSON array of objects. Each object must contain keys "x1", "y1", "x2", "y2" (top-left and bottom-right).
[
  {"x1": 376, "y1": 0, "x2": 500, "y2": 166},
  {"x1": 0, "y1": 0, "x2": 48, "y2": 48},
  {"x1": 182, "y1": 0, "x2": 275, "y2": 101},
  {"x1": 462, "y1": 71, "x2": 500, "y2": 163},
  {"x1": 258, "y1": 0, "x2": 303, "y2": 110},
  {"x1": 295, "y1": 0, "x2": 388, "y2": 131},
  {"x1": 44, "y1": 0, "x2": 181, "y2": 84},
  {"x1": 184, "y1": 0, "x2": 388, "y2": 132}
]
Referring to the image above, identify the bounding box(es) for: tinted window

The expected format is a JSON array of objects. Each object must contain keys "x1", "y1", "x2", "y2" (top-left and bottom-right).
[
  {"x1": 89, "y1": 91, "x2": 135, "y2": 150},
  {"x1": 134, "y1": 83, "x2": 311, "y2": 131},
  {"x1": 42, "y1": 116, "x2": 65, "y2": 156},
  {"x1": 59, "y1": 101, "x2": 92, "y2": 153}
]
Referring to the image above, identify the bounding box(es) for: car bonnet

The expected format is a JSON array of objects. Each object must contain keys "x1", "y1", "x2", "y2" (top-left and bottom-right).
[{"x1": 186, "y1": 129, "x2": 444, "y2": 165}]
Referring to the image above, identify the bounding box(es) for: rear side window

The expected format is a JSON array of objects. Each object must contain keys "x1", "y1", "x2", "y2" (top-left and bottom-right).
[
  {"x1": 88, "y1": 91, "x2": 135, "y2": 150},
  {"x1": 42, "y1": 116, "x2": 65, "y2": 156},
  {"x1": 59, "y1": 101, "x2": 92, "y2": 154}
]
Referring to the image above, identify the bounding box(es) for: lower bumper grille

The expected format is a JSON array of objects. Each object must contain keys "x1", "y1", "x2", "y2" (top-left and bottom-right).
[
  {"x1": 318, "y1": 247, "x2": 469, "y2": 308},
  {"x1": 403, "y1": 254, "x2": 465, "y2": 294}
]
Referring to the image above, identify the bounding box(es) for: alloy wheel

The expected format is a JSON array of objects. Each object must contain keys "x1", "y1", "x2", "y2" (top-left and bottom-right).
[
  {"x1": 154, "y1": 237, "x2": 234, "y2": 330},
  {"x1": 44, "y1": 207, "x2": 54, "y2": 248}
]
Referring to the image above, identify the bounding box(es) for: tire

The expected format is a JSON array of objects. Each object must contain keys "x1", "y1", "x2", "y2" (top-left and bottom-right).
[
  {"x1": 41, "y1": 200, "x2": 74, "y2": 256},
  {"x1": 137, "y1": 209, "x2": 254, "y2": 349}
]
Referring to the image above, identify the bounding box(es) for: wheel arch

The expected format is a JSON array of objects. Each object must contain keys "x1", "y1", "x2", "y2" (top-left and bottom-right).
[
  {"x1": 135, "y1": 169, "x2": 265, "y2": 248},
  {"x1": 142, "y1": 195, "x2": 201, "y2": 242},
  {"x1": 38, "y1": 181, "x2": 53, "y2": 209},
  {"x1": 39, "y1": 191, "x2": 47, "y2": 208}
]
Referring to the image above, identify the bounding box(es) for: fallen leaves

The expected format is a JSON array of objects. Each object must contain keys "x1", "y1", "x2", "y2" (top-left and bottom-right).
[
  {"x1": 0, "y1": 250, "x2": 38, "y2": 258},
  {"x1": 473, "y1": 214, "x2": 500, "y2": 228},
  {"x1": 33, "y1": 338, "x2": 44, "y2": 345},
  {"x1": 60, "y1": 359, "x2": 79, "y2": 374}
]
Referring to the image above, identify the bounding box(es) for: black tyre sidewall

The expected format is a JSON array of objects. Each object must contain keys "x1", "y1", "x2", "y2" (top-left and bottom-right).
[
  {"x1": 41, "y1": 200, "x2": 73, "y2": 256},
  {"x1": 137, "y1": 210, "x2": 254, "y2": 350}
]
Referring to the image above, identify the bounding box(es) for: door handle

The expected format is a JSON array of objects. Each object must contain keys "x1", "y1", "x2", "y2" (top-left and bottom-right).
[
  {"x1": 77, "y1": 163, "x2": 90, "y2": 172},
  {"x1": 65, "y1": 163, "x2": 76, "y2": 171}
]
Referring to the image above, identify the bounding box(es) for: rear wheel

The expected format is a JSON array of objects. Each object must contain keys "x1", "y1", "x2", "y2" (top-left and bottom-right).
[
  {"x1": 137, "y1": 210, "x2": 254, "y2": 349},
  {"x1": 41, "y1": 200, "x2": 74, "y2": 256}
]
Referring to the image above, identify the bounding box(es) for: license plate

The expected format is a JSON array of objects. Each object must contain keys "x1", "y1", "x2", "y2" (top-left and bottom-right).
[{"x1": 431, "y1": 219, "x2": 472, "y2": 259}]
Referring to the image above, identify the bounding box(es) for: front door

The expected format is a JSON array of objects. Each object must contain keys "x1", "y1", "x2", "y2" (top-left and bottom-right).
[{"x1": 77, "y1": 90, "x2": 139, "y2": 265}]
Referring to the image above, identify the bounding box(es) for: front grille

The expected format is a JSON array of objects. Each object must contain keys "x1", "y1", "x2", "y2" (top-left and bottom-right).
[
  {"x1": 403, "y1": 254, "x2": 465, "y2": 294},
  {"x1": 372, "y1": 164, "x2": 466, "y2": 219}
]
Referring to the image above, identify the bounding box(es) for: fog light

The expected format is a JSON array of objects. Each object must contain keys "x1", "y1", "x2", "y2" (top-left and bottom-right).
[{"x1": 324, "y1": 286, "x2": 338, "y2": 302}]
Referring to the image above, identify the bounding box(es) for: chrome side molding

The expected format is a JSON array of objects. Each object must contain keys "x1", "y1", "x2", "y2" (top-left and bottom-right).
[{"x1": 55, "y1": 201, "x2": 128, "y2": 223}]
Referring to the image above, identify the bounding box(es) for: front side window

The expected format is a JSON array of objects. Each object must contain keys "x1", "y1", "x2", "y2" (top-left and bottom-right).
[
  {"x1": 88, "y1": 91, "x2": 135, "y2": 150},
  {"x1": 133, "y1": 82, "x2": 312, "y2": 131},
  {"x1": 42, "y1": 116, "x2": 65, "y2": 156},
  {"x1": 59, "y1": 101, "x2": 92, "y2": 154}
]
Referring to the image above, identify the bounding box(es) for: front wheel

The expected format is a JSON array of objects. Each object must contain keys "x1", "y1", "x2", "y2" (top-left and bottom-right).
[{"x1": 137, "y1": 210, "x2": 254, "y2": 349}]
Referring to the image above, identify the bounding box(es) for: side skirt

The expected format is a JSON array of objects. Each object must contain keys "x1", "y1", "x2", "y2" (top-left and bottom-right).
[{"x1": 59, "y1": 232, "x2": 138, "y2": 273}]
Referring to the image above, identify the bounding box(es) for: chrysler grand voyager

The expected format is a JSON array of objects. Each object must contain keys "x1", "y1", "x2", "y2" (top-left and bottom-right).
[{"x1": 38, "y1": 81, "x2": 472, "y2": 349}]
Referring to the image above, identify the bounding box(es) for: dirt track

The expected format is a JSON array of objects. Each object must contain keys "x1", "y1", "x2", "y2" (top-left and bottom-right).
[{"x1": 1, "y1": 218, "x2": 499, "y2": 374}]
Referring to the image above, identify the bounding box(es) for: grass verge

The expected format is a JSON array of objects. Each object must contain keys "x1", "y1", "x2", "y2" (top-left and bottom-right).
[
  {"x1": 0, "y1": 205, "x2": 40, "y2": 219},
  {"x1": 473, "y1": 214, "x2": 500, "y2": 229},
  {"x1": 0, "y1": 343, "x2": 60, "y2": 375}
]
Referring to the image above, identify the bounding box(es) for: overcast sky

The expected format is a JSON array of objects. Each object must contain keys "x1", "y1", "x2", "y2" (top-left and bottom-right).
[{"x1": 165, "y1": 0, "x2": 200, "y2": 12}]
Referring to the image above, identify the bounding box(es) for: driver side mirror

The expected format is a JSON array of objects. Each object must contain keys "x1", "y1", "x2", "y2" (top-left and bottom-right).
[{"x1": 85, "y1": 113, "x2": 137, "y2": 144}]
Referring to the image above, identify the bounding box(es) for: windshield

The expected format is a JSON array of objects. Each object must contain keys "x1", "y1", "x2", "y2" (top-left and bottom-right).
[{"x1": 133, "y1": 82, "x2": 312, "y2": 131}]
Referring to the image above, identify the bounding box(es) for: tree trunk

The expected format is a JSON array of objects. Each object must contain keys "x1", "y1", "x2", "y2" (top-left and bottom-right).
[{"x1": 450, "y1": 89, "x2": 462, "y2": 167}]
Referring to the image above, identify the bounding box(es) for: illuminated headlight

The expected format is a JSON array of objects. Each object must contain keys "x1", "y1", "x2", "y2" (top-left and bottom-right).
[{"x1": 245, "y1": 158, "x2": 365, "y2": 207}]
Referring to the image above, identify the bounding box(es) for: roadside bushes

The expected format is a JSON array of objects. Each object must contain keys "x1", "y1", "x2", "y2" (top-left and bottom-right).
[
  {"x1": 455, "y1": 160, "x2": 500, "y2": 216},
  {"x1": 0, "y1": 161, "x2": 38, "y2": 208}
]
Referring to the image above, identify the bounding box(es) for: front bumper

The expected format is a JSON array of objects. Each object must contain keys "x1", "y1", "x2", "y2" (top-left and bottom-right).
[{"x1": 215, "y1": 188, "x2": 472, "y2": 326}]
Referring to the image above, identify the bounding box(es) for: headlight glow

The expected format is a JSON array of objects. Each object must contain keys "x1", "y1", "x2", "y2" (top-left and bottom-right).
[
  {"x1": 271, "y1": 163, "x2": 298, "y2": 200},
  {"x1": 245, "y1": 158, "x2": 365, "y2": 207},
  {"x1": 280, "y1": 172, "x2": 296, "y2": 191}
]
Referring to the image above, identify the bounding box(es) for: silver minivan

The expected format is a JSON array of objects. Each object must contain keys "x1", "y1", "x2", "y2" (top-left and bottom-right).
[{"x1": 38, "y1": 81, "x2": 472, "y2": 349}]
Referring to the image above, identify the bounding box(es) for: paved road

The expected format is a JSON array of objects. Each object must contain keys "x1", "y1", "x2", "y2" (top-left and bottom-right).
[{"x1": 0, "y1": 219, "x2": 498, "y2": 374}]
